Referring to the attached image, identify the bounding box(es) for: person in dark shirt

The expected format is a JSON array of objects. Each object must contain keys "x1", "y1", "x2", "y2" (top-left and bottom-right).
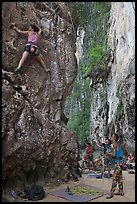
[{"x1": 97, "y1": 136, "x2": 112, "y2": 177}]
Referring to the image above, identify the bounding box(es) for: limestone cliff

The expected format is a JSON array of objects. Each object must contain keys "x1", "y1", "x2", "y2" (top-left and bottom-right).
[
  {"x1": 2, "y1": 2, "x2": 135, "y2": 189},
  {"x1": 89, "y1": 2, "x2": 135, "y2": 153},
  {"x1": 73, "y1": 2, "x2": 135, "y2": 154},
  {"x1": 2, "y1": 2, "x2": 80, "y2": 188}
]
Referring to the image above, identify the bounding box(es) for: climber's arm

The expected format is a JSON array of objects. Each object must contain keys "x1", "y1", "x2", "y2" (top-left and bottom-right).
[
  {"x1": 36, "y1": 27, "x2": 42, "y2": 41},
  {"x1": 13, "y1": 26, "x2": 29, "y2": 35},
  {"x1": 38, "y1": 27, "x2": 42, "y2": 35},
  {"x1": 11, "y1": 23, "x2": 29, "y2": 35}
]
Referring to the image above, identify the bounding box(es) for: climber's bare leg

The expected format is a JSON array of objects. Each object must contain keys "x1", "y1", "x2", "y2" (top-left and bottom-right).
[
  {"x1": 36, "y1": 54, "x2": 50, "y2": 73},
  {"x1": 15, "y1": 51, "x2": 29, "y2": 71}
]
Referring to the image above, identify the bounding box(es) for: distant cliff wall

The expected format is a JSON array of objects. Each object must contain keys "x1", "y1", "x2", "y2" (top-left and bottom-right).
[{"x1": 89, "y1": 2, "x2": 135, "y2": 153}]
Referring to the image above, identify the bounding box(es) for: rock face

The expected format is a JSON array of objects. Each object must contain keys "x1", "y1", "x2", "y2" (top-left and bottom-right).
[
  {"x1": 106, "y1": 2, "x2": 135, "y2": 152},
  {"x1": 89, "y1": 2, "x2": 135, "y2": 153},
  {"x1": 2, "y1": 2, "x2": 80, "y2": 188}
]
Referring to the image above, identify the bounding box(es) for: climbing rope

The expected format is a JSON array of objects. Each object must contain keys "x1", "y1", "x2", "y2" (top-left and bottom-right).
[
  {"x1": 44, "y1": 2, "x2": 60, "y2": 20},
  {"x1": 44, "y1": 2, "x2": 77, "y2": 38},
  {"x1": 59, "y1": 2, "x2": 77, "y2": 38},
  {"x1": 66, "y1": 4, "x2": 77, "y2": 38}
]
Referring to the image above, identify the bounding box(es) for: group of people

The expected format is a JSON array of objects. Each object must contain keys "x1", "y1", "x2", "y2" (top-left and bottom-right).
[
  {"x1": 80, "y1": 132, "x2": 126, "y2": 199},
  {"x1": 81, "y1": 135, "x2": 113, "y2": 178}
]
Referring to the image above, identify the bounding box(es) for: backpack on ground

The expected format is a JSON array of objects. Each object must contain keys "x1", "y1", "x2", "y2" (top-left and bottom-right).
[{"x1": 24, "y1": 184, "x2": 45, "y2": 201}]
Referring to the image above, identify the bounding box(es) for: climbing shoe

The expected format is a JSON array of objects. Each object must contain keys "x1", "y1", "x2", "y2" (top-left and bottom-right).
[
  {"x1": 14, "y1": 67, "x2": 20, "y2": 72},
  {"x1": 44, "y1": 68, "x2": 50, "y2": 74}
]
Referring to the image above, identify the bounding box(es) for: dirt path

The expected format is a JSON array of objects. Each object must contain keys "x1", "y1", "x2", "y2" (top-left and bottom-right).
[{"x1": 4, "y1": 170, "x2": 135, "y2": 202}]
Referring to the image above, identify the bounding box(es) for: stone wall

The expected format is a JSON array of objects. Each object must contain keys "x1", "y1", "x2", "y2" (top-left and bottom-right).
[{"x1": 2, "y1": 2, "x2": 80, "y2": 188}]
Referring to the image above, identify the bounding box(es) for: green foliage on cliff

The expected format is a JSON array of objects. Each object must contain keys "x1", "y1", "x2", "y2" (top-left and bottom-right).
[
  {"x1": 84, "y1": 2, "x2": 111, "y2": 76},
  {"x1": 68, "y1": 106, "x2": 90, "y2": 143},
  {"x1": 65, "y1": 2, "x2": 111, "y2": 144},
  {"x1": 75, "y1": 2, "x2": 89, "y2": 29},
  {"x1": 85, "y1": 45, "x2": 105, "y2": 76},
  {"x1": 65, "y1": 78, "x2": 91, "y2": 143},
  {"x1": 116, "y1": 100, "x2": 124, "y2": 120}
]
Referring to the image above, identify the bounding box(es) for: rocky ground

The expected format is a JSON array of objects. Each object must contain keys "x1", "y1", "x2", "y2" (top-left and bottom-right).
[{"x1": 3, "y1": 169, "x2": 135, "y2": 202}]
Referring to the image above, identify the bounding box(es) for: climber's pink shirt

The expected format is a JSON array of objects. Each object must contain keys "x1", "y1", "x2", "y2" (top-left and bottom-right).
[{"x1": 28, "y1": 31, "x2": 38, "y2": 44}]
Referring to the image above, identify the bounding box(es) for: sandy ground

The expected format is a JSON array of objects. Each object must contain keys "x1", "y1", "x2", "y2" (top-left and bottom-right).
[{"x1": 4, "y1": 170, "x2": 135, "y2": 202}]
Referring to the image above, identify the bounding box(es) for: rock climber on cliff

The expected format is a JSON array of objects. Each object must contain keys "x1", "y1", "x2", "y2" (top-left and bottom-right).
[{"x1": 11, "y1": 23, "x2": 50, "y2": 73}]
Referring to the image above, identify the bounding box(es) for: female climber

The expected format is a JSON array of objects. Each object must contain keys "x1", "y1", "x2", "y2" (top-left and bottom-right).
[{"x1": 11, "y1": 23, "x2": 50, "y2": 73}]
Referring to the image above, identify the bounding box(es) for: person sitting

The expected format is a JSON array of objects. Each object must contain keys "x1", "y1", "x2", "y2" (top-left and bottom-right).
[
  {"x1": 127, "y1": 153, "x2": 135, "y2": 163},
  {"x1": 81, "y1": 152, "x2": 88, "y2": 169},
  {"x1": 94, "y1": 155, "x2": 102, "y2": 168},
  {"x1": 85, "y1": 142, "x2": 95, "y2": 171}
]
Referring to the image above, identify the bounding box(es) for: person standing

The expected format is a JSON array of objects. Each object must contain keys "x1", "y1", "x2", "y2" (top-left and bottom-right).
[
  {"x1": 106, "y1": 133, "x2": 124, "y2": 199},
  {"x1": 96, "y1": 136, "x2": 112, "y2": 177},
  {"x1": 85, "y1": 142, "x2": 95, "y2": 171}
]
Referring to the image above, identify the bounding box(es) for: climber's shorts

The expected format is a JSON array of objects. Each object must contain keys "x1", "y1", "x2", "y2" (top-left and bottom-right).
[
  {"x1": 24, "y1": 43, "x2": 40, "y2": 56},
  {"x1": 104, "y1": 157, "x2": 111, "y2": 166}
]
